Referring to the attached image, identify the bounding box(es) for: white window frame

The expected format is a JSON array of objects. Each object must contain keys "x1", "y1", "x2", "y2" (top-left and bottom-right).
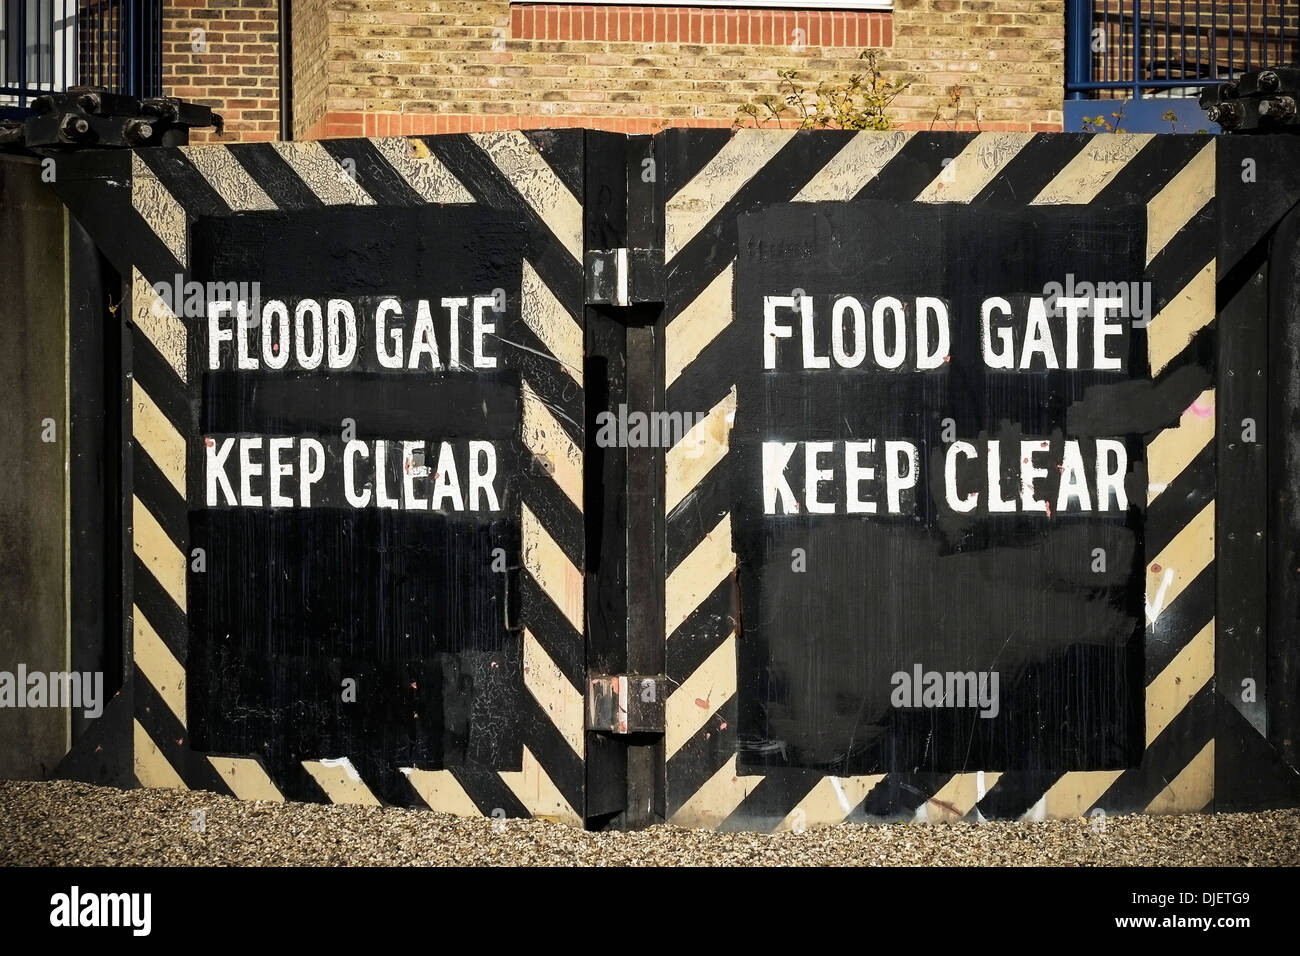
[{"x1": 1, "y1": 0, "x2": 78, "y2": 102}]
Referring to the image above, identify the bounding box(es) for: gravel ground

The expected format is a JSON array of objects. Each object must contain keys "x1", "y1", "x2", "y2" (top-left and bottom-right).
[{"x1": 2, "y1": 780, "x2": 1297, "y2": 866}]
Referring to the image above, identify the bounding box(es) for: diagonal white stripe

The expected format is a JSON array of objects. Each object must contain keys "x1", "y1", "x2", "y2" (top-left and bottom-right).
[
  {"x1": 132, "y1": 154, "x2": 188, "y2": 267},
  {"x1": 180, "y1": 145, "x2": 277, "y2": 211},
  {"x1": 472, "y1": 131, "x2": 583, "y2": 262},
  {"x1": 665, "y1": 130, "x2": 794, "y2": 262},
  {"x1": 370, "y1": 137, "x2": 475, "y2": 204},
  {"x1": 523, "y1": 629, "x2": 584, "y2": 756},
  {"x1": 915, "y1": 133, "x2": 1032, "y2": 203},
  {"x1": 665, "y1": 263, "x2": 733, "y2": 388},
  {"x1": 520, "y1": 259, "x2": 583, "y2": 386},
  {"x1": 271, "y1": 141, "x2": 375, "y2": 206},
  {"x1": 793, "y1": 131, "x2": 912, "y2": 202}
]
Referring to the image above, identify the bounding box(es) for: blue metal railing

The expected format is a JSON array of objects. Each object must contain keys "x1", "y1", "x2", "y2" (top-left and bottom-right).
[
  {"x1": 1068, "y1": 0, "x2": 1300, "y2": 99},
  {"x1": 1, "y1": 0, "x2": 162, "y2": 113}
]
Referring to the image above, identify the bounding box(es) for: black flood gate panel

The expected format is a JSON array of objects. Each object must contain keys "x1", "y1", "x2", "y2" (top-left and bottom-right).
[
  {"x1": 733, "y1": 200, "x2": 1148, "y2": 774},
  {"x1": 189, "y1": 206, "x2": 532, "y2": 801},
  {"x1": 50, "y1": 135, "x2": 588, "y2": 821},
  {"x1": 659, "y1": 130, "x2": 1297, "y2": 830},
  {"x1": 45, "y1": 130, "x2": 1300, "y2": 829}
]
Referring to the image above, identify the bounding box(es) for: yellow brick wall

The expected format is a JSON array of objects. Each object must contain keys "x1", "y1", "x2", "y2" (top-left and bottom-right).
[
  {"x1": 292, "y1": 0, "x2": 330, "y2": 137},
  {"x1": 169, "y1": 1, "x2": 1065, "y2": 141},
  {"x1": 891, "y1": 0, "x2": 1064, "y2": 128},
  {"x1": 318, "y1": 1, "x2": 1063, "y2": 135}
]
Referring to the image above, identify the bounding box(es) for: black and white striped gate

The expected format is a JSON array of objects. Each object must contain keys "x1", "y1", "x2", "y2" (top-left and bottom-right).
[
  {"x1": 53, "y1": 132, "x2": 588, "y2": 822},
  {"x1": 45, "y1": 128, "x2": 1300, "y2": 828}
]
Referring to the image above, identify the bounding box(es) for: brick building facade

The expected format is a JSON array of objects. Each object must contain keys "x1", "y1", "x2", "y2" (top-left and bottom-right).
[
  {"x1": 164, "y1": 0, "x2": 1067, "y2": 142},
  {"x1": 163, "y1": 0, "x2": 284, "y2": 141}
]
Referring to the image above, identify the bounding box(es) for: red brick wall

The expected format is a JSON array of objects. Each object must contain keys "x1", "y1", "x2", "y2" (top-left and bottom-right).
[
  {"x1": 511, "y1": 7, "x2": 893, "y2": 46},
  {"x1": 162, "y1": 0, "x2": 281, "y2": 143}
]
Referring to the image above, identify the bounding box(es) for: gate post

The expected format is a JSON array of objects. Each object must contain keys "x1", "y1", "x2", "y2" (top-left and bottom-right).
[
  {"x1": 1267, "y1": 201, "x2": 1300, "y2": 770},
  {"x1": 582, "y1": 131, "x2": 667, "y2": 828}
]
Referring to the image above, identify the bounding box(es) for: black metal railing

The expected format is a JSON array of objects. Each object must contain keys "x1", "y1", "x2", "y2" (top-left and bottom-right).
[
  {"x1": 1068, "y1": 0, "x2": 1300, "y2": 99},
  {"x1": 1, "y1": 0, "x2": 162, "y2": 113}
]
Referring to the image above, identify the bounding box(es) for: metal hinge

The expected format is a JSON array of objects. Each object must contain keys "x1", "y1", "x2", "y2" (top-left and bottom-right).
[
  {"x1": 585, "y1": 247, "x2": 664, "y2": 306},
  {"x1": 584, "y1": 134, "x2": 664, "y2": 307},
  {"x1": 586, "y1": 674, "x2": 666, "y2": 734}
]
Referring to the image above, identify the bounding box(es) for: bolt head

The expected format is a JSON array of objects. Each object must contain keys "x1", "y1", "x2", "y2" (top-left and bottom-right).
[
  {"x1": 1216, "y1": 102, "x2": 1243, "y2": 128},
  {"x1": 1259, "y1": 96, "x2": 1297, "y2": 122}
]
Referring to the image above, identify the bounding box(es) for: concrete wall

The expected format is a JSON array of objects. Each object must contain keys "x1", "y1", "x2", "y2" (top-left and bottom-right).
[{"x1": 0, "y1": 157, "x2": 69, "y2": 779}]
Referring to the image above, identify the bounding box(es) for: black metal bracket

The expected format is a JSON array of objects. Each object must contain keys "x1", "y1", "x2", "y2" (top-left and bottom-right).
[
  {"x1": 0, "y1": 88, "x2": 223, "y2": 154},
  {"x1": 584, "y1": 133, "x2": 664, "y2": 308},
  {"x1": 1202, "y1": 66, "x2": 1300, "y2": 134},
  {"x1": 585, "y1": 247, "x2": 665, "y2": 307},
  {"x1": 587, "y1": 675, "x2": 667, "y2": 734}
]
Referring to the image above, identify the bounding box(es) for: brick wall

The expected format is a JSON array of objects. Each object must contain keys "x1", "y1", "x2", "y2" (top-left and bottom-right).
[
  {"x1": 318, "y1": 1, "x2": 1064, "y2": 135},
  {"x1": 892, "y1": 1, "x2": 1063, "y2": 128},
  {"x1": 162, "y1": 1, "x2": 1066, "y2": 141},
  {"x1": 162, "y1": 0, "x2": 282, "y2": 143},
  {"x1": 293, "y1": 0, "x2": 329, "y2": 137}
]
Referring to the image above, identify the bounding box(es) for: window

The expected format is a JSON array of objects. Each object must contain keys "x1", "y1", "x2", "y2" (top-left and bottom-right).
[{"x1": 1, "y1": 0, "x2": 77, "y2": 107}]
